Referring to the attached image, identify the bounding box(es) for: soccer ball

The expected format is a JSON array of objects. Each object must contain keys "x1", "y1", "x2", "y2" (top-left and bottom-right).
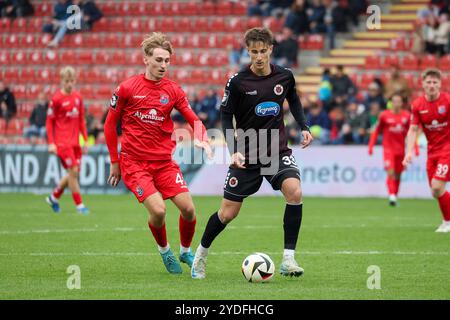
[{"x1": 241, "y1": 252, "x2": 275, "y2": 283}]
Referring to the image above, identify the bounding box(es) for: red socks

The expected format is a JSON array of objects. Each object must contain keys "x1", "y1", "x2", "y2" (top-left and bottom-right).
[
  {"x1": 52, "y1": 186, "x2": 64, "y2": 200},
  {"x1": 72, "y1": 192, "x2": 83, "y2": 206},
  {"x1": 148, "y1": 223, "x2": 168, "y2": 248},
  {"x1": 438, "y1": 191, "x2": 450, "y2": 221},
  {"x1": 386, "y1": 176, "x2": 401, "y2": 196},
  {"x1": 179, "y1": 215, "x2": 196, "y2": 248}
]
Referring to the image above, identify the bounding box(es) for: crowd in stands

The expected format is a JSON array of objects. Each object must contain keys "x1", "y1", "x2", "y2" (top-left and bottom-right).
[{"x1": 0, "y1": 0, "x2": 33, "y2": 18}]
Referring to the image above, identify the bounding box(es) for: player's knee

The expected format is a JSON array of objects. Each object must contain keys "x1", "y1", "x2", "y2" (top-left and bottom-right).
[
  {"x1": 68, "y1": 167, "x2": 79, "y2": 179},
  {"x1": 150, "y1": 204, "x2": 166, "y2": 220},
  {"x1": 218, "y1": 208, "x2": 238, "y2": 224},
  {"x1": 180, "y1": 204, "x2": 195, "y2": 221},
  {"x1": 431, "y1": 186, "x2": 445, "y2": 198},
  {"x1": 285, "y1": 187, "x2": 302, "y2": 204}
]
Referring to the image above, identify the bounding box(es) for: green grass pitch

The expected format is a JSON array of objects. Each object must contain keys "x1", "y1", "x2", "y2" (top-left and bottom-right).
[{"x1": 0, "y1": 193, "x2": 449, "y2": 299}]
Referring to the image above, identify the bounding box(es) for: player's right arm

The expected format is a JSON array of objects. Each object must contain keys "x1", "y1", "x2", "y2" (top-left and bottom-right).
[
  {"x1": 104, "y1": 85, "x2": 126, "y2": 187},
  {"x1": 403, "y1": 101, "x2": 421, "y2": 166},
  {"x1": 221, "y1": 75, "x2": 245, "y2": 169},
  {"x1": 368, "y1": 112, "x2": 384, "y2": 155},
  {"x1": 45, "y1": 97, "x2": 57, "y2": 154}
]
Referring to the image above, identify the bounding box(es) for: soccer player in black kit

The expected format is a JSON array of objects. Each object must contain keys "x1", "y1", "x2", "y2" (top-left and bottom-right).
[{"x1": 191, "y1": 28, "x2": 313, "y2": 279}]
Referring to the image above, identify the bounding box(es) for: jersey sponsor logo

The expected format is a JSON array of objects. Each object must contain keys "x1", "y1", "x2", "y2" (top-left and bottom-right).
[
  {"x1": 245, "y1": 90, "x2": 257, "y2": 95},
  {"x1": 133, "y1": 95, "x2": 146, "y2": 99},
  {"x1": 110, "y1": 93, "x2": 118, "y2": 109},
  {"x1": 62, "y1": 101, "x2": 70, "y2": 107},
  {"x1": 134, "y1": 109, "x2": 165, "y2": 123},
  {"x1": 438, "y1": 105, "x2": 447, "y2": 114},
  {"x1": 419, "y1": 110, "x2": 429, "y2": 114},
  {"x1": 229, "y1": 177, "x2": 238, "y2": 188},
  {"x1": 274, "y1": 84, "x2": 284, "y2": 95},
  {"x1": 160, "y1": 94, "x2": 169, "y2": 105},
  {"x1": 221, "y1": 90, "x2": 230, "y2": 106},
  {"x1": 65, "y1": 107, "x2": 79, "y2": 118},
  {"x1": 255, "y1": 101, "x2": 280, "y2": 116},
  {"x1": 424, "y1": 119, "x2": 448, "y2": 131}
]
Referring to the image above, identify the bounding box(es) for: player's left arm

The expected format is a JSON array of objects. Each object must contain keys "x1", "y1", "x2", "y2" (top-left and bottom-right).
[
  {"x1": 79, "y1": 96, "x2": 89, "y2": 154},
  {"x1": 175, "y1": 87, "x2": 213, "y2": 159},
  {"x1": 368, "y1": 113, "x2": 383, "y2": 155},
  {"x1": 286, "y1": 72, "x2": 313, "y2": 148}
]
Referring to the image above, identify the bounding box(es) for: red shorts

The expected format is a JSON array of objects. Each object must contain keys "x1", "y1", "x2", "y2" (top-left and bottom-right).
[
  {"x1": 427, "y1": 155, "x2": 450, "y2": 184},
  {"x1": 57, "y1": 145, "x2": 82, "y2": 169},
  {"x1": 120, "y1": 156, "x2": 189, "y2": 202},
  {"x1": 383, "y1": 151, "x2": 404, "y2": 174}
]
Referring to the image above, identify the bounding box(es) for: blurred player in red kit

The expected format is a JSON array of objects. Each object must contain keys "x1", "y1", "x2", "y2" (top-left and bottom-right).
[
  {"x1": 368, "y1": 93, "x2": 418, "y2": 206},
  {"x1": 403, "y1": 68, "x2": 450, "y2": 233},
  {"x1": 45, "y1": 66, "x2": 89, "y2": 215},
  {"x1": 104, "y1": 33, "x2": 213, "y2": 273}
]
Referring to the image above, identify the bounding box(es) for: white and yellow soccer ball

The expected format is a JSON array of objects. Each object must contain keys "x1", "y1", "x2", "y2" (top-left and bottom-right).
[{"x1": 241, "y1": 252, "x2": 275, "y2": 283}]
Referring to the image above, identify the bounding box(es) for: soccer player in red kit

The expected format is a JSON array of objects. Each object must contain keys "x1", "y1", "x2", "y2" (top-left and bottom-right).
[
  {"x1": 403, "y1": 68, "x2": 450, "y2": 233},
  {"x1": 368, "y1": 93, "x2": 416, "y2": 206},
  {"x1": 45, "y1": 66, "x2": 89, "y2": 214},
  {"x1": 104, "y1": 33, "x2": 213, "y2": 273}
]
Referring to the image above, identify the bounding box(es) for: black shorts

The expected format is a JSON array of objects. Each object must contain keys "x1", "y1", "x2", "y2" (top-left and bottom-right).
[{"x1": 223, "y1": 154, "x2": 301, "y2": 202}]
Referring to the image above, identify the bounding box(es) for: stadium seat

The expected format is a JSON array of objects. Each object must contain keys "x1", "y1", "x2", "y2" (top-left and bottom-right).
[
  {"x1": 92, "y1": 17, "x2": 109, "y2": 32},
  {"x1": 198, "y1": 1, "x2": 215, "y2": 15},
  {"x1": 439, "y1": 54, "x2": 450, "y2": 71},
  {"x1": 98, "y1": 2, "x2": 117, "y2": 16},
  {"x1": 205, "y1": 34, "x2": 218, "y2": 49},
  {"x1": 60, "y1": 51, "x2": 77, "y2": 65},
  {"x1": 148, "y1": 1, "x2": 164, "y2": 15},
  {"x1": 29, "y1": 51, "x2": 43, "y2": 65},
  {"x1": 95, "y1": 51, "x2": 110, "y2": 64},
  {"x1": 35, "y1": 2, "x2": 52, "y2": 16},
  {"x1": 88, "y1": 104, "x2": 105, "y2": 118},
  {"x1": 19, "y1": 34, "x2": 35, "y2": 48},
  {"x1": 0, "y1": 17, "x2": 11, "y2": 32},
  {"x1": 247, "y1": 17, "x2": 263, "y2": 29},
  {"x1": 382, "y1": 55, "x2": 399, "y2": 69},
  {"x1": 210, "y1": 17, "x2": 226, "y2": 32},
  {"x1": 5, "y1": 34, "x2": 20, "y2": 48},
  {"x1": 11, "y1": 51, "x2": 27, "y2": 65},
  {"x1": 232, "y1": 2, "x2": 247, "y2": 15},
  {"x1": 216, "y1": 2, "x2": 232, "y2": 15},
  {"x1": 389, "y1": 38, "x2": 406, "y2": 51},
  {"x1": 79, "y1": 86, "x2": 95, "y2": 99},
  {"x1": 182, "y1": 2, "x2": 198, "y2": 16},
  {"x1": 101, "y1": 34, "x2": 122, "y2": 48},
  {"x1": 36, "y1": 68, "x2": 56, "y2": 84},
  {"x1": 10, "y1": 17, "x2": 27, "y2": 32},
  {"x1": 109, "y1": 17, "x2": 125, "y2": 32},
  {"x1": 160, "y1": 17, "x2": 176, "y2": 32},
  {"x1": 402, "y1": 54, "x2": 419, "y2": 70},
  {"x1": 176, "y1": 17, "x2": 192, "y2": 32},
  {"x1": 192, "y1": 17, "x2": 209, "y2": 32},
  {"x1": 420, "y1": 54, "x2": 437, "y2": 69},
  {"x1": 263, "y1": 16, "x2": 284, "y2": 33},
  {"x1": 227, "y1": 17, "x2": 244, "y2": 32},
  {"x1": 20, "y1": 68, "x2": 35, "y2": 84},
  {"x1": 119, "y1": 2, "x2": 141, "y2": 16},
  {"x1": 0, "y1": 50, "x2": 10, "y2": 65},
  {"x1": 3, "y1": 68, "x2": 20, "y2": 83},
  {"x1": 110, "y1": 52, "x2": 126, "y2": 65},
  {"x1": 365, "y1": 55, "x2": 380, "y2": 69},
  {"x1": 44, "y1": 50, "x2": 59, "y2": 65},
  {"x1": 359, "y1": 74, "x2": 375, "y2": 89},
  {"x1": 125, "y1": 18, "x2": 142, "y2": 33},
  {"x1": 38, "y1": 34, "x2": 52, "y2": 47},
  {"x1": 97, "y1": 86, "x2": 113, "y2": 99},
  {"x1": 28, "y1": 17, "x2": 44, "y2": 33}
]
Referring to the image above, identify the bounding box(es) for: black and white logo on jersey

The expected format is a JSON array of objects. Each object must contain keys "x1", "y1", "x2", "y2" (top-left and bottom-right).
[
  {"x1": 110, "y1": 93, "x2": 118, "y2": 109},
  {"x1": 274, "y1": 84, "x2": 284, "y2": 96},
  {"x1": 221, "y1": 90, "x2": 230, "y2": 106}
]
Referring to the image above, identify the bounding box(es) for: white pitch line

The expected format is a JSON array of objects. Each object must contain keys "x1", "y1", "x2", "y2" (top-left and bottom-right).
[
  {"x1": 0, "y1": 251, "x2": 448, "y2": 257},
  {"x1": 0, "y1": 223, "x2": 437, "y2": 235}
]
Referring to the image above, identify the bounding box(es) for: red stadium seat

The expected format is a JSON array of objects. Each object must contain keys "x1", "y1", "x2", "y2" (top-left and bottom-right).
[
  {"x1": 382, "y1": 55, "x2": 399, "y2": 69},
  {"x1": 95, "y1": 51, "x2": 110, "y2": 64},
  {"x1": 0, "y1": 17, "x2": 11, "y2": 32},
  {"x1": 148, "y1": 1, "x2": 164, "y2": 15},
  {"x1": 92, "y1": 17, "x2": 109, "y2": 32},
  {"x1": 210, "y1": 17, "x2": 226, "y2": 32},
  {"x1": 97, "y1": 85, "x2": 113, "y2": 99},
  {"x1": 182, "y1": 2, "x2": 198, "y2": 16},
  {"x1": 11, "y1": 51, "x2": 27, "y2": 65},
  {"x1": 359, "y1": 74, "x2": 375, "y2": 89},
  {"x1": 402, "y1": 54, "x2": 419, "y2": 71},
  {"x1": 82, "y1": 34, "x2": 102, "y2": 48},
  {"x1": 123, "y1": 34, "x2": 141, "y2": 48},
  {"x1": 125, "y1": 17, "x2": 142, "y2": 33},
  {"x1": 19, "y1": 34, "x2": 35, "y2": 48},
  {"x1": 420, "y1": 54, "x2": 437, "y2": 69},
  {"x1": 10, "y1": 17, "x2": 27, "y2": 32},
  {"x1": 439, "y1": 54, "x2": 450, "y2": 71},
  {"x1": 185, "y1": 34, "x2": 201, "y2": 48},
  {"x1": 110, "y1": 52, "x2": 126, "y2": 65},
  {"x1": 390, "y1": 38, "x2": 406, "y2": 51},
  {"x1": 142, "y1": 18, "x2": 162, "y2": 32},
  {"x1": 11, "y1": 85, "x2": 27, "y2": 99},
  {"x1": 232, "y1": 2, "x2": 247, "y2": 15},
  {"x1": 43, "y1": 50, "x2": 59, "y2": 65},
  {"x1": 28, "y1": 17, "x2": 44, "y2": 32},
  {"x1": 263, "y1": 16, "x2": 284, "y2": 33},
  {"x1": 192, "y1": 17, "x2": 209, "y2": 32},
  {"x1": 0, "y1": 50, "x2": 10, "y2": 65},
  {"x1": 79, "y1": 86, "x2": 95, "y2": 99},
  {"x1": 35, "y1": 2, "x2": 52, "y2": 16},
  {"x1": 87, "y1": 104, "x2": 105, "y2": 118},
  {"x1": 27, "y1": 85, "x2": 43, "y2": 100},
  {"x1": 101, "y1": 33, "x2": 123, "y2": 48},
  {"x1": 247, "y1": 17, "x2": 263, "y2": 29},
  {"x1": 119, "y1": 2, "x2": 141, "y2": 15},
  {"x1": 36, "y1": 68, "x2": 57, "y2": 84},
  {"x1": 227, "y1": 17, "x2": 244, "y2": 32},
  {"x1": 365, "y1": 56, "x2": 380, "y2": 69},
  {"x1": 60, "y1": 51, "x2": 77, "y2": 65},
  {"x1": 3, "y1": 68, "x2": 20, "y2": 82},
  {"x1": 190, "y1": 70, "x2": 205, "y2": 84},
  {"x1": 38, "y1": 34, "x2": 52, "y2": 47},
  {"x1": 160, "y1": 17, "x2": 176, "y2": 32},
  {"x1": 204, "y1": 34, "x2": 218, "y2": 49},
  {"x1": 216, "y1": 2, "x2": 232, "y2": 15},
  {"x1": 20, "y1": 68, "x2": 35, "y2": 84},
  {"x1": 109, "y1": 17, "x2": 125, "y2": 32},
  {"x1": 176, "y1": 17, "x2": 192, "y2": 32},
  {"x1": 77, "y1": 51, "x2": 94, "y2": 65},
  {"x1": 98, "y1": 2, "x2": 117, "y2": 16},
  {"x1": 5, "y1": 34, "x2": 20, "y2": 48},
  {"x1": 198, "y1": 1, "x2": 214, "y2": 15}
]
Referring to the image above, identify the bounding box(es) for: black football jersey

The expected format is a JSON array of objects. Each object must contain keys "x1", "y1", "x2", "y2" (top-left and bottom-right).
[{"x1": 221, "y1": 64, "x2": 300, "y2": 166}]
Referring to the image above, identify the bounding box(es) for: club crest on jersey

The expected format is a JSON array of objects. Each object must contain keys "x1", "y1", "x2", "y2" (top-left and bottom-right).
[
  {"x1": 438, "y1": 105, "x2": 447, "y2": 114},
  {"x1": 110, "y1": 93, "x2": 118, "y2": 109},
  {"x1": 274, "y1": 84, "x2": 284, "y2": 95},
  {"x1": 229, "y1": 177, "x2": 238, "y2": 188},
  {"x1": 160, "y1": 94, "x2": 169, "y2": 105},
  {"x1": 221, "y1": 90, "x2": 230, "y2": 106},
  {"x1": 255, "y1": 101, "x2": 280, "y2": 116}
]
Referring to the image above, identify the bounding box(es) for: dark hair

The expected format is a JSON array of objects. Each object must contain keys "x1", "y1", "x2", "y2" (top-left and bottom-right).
[
  {"x1": 391, "y1": 92, "x2": 405, "y2": 103},
  {"x1": 244, "y1": 27, "x2": 274, "y2": 47},
  {"x1": 421, "y1": 68, "x2": 441, "y2": 80}
]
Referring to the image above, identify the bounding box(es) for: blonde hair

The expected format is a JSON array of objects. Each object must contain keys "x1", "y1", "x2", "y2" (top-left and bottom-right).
[
  {"x1": 141, "y1": 32, "x2": 173, "y2": 56},
  {"x1": 422, "y1": 68, "x2": 441, "y2": 80},
  {"x1": 60, "y1": 66, "x2": 76, "y2": 80}
]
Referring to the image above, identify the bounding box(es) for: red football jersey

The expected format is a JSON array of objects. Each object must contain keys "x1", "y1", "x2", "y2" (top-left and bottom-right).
[
  {"x1": 104, "y1": 74, "x2": 207, "y2": 162},
  {"x1": 377, "y1": 109, "x2": 410, "y2": 155},
  {"x1": 411, "y1": 92, "x2": 450, "y2": 157},
  {"x1": 46, "y1": 90, "x2": 87, "y2": 147}
]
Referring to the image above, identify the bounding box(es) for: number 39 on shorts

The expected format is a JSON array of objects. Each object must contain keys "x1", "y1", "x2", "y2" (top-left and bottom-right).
[
  {"x1": 282, "y1": 155, "x2": 298, "y2": 168},
  {"x1": 436, "y1": 163, "x2": 449, "y2": 178}
]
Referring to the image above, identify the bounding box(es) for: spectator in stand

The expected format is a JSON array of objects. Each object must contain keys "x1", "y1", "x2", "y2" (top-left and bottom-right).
[
  {"x1": 0, "y1": 0, "x2": 34, "y2": 18},
  {"x1": 247, "y1": 0, "x2": 264, "y2": 16},
  {"x1": 423, "y1": 14, "x2": 440, "y2": 54},
  {"x1": 344, "y1": 101, "x2": 369, "y2": 144},
  {"x1": 261, "y1": 0, "x2": 294, "y2": 17},
  {"x1": 434, "y1": 13, "x2": 450, "y2": 56},
  {"x1": 347, "y1": 0, "x2": 367, "y2": 27},
  {"x1": 417, "y1": 2, "x2": 440, "y2": 23},
  {"x1": 42, "y1": 0, "x2": 72, "y2": 37},
  {"x1": 0, "y1": 80, "x2": 17, "y2": 133},
  {"x1": 323, "y1": 0, "x2": 336, "y2": 49},
  {"x1": 307, "y1": 0, "x2": 326, "y2": 34},
  {"x1": 23, "y1": 92, "x2": 48, "y2": 142},
  {"x1": 307, "y1": 101, "x2": 331, "y2": 144},
  {"x1": 46, "y1": 0, "x2": 102, "y2": 48},
  {"x1": 273, "y1": 27, "x2": 299, "y2": 68},
  {"x1": 197, "y1": 89, "x2": 220, "y2": 129},
  {"x1": 330, "y1": 65, "x2": 356, "y2": 105},
  {"x1": 366, "y1": 101, "x2": 382, "y2": 136},
  {"x1": 284, "y1": 0, "x2": 310, "y2": 35},
  {"x1": 331, "y1": 0, "x2": 350, "y2": 33},
  {"x1": 329, "y1": 106, "x2": 348, "y2": 144},
  {"x1": 364, "y1": 81, "x2": 386, "y2": 110},
  {"x1": 384, "y1": 64, "x2": 412, "y2": 102}
]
